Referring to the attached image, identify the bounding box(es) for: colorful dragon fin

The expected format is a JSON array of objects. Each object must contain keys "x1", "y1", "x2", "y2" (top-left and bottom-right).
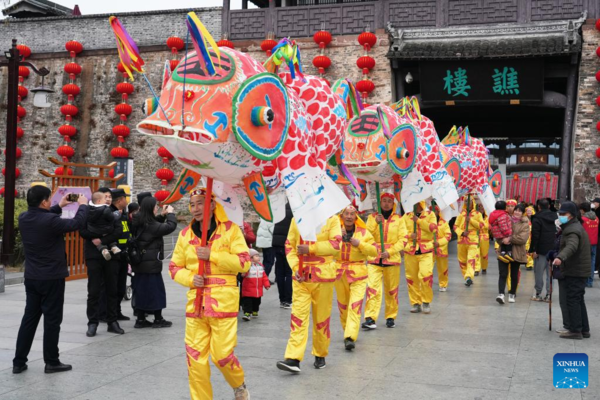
[
  {"x1": 243, "y1": 171, "x2": 273, "y2": 222},
  {"x1": 264, "y1": 39, "x2": 304, "y2": 80},
  {"x1": 410, "y1": 97, "x2": 422, "y2": 121},
  {"x1": 331, "y1": 79, "x2": 361, "y2": 119},
  {"x1": 162, "y1": 60, "x2": 172, "y2": 90},
  {"x1": 161, "y1": 168, "x2": 202, "y2": 204},
  {"x1": 328, "y1": 149, "x2": 360, "y2": 193},
  {"x1": 441, "y1": 125, "x2": 460, "y2": 146}
]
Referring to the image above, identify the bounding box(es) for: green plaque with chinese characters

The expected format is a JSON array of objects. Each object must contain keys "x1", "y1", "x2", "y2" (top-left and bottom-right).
[{"x1": 420, "y1": 59, "x2": 543, "y2": 104}]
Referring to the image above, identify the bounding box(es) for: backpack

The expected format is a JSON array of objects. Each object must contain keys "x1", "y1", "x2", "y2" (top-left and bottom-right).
[{"x1": 127, "y1": 225, "x2": 146, "y2": 265}]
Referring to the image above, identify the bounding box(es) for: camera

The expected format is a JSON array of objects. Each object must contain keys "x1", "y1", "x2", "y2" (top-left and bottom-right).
[{"x1": 67, "y1": 193, "x2": 80, "y2": 202}]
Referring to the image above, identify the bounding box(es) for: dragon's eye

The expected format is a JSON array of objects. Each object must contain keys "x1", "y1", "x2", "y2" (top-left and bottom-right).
[{"x1": 251, "y1": 106, "x2": 274, "y2": 126}]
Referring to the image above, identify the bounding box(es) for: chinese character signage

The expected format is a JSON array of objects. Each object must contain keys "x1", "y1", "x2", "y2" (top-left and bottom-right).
[
  {"x1": 518, "y1": 154, "x2": 547, "y2": 165},
  {"x1": 420, "y1": 59, "x2": 543, "y2": 103}
]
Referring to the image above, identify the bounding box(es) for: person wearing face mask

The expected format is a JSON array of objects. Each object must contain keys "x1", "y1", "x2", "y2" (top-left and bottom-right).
[
  {"x1": 362, "y1": 193, "x2": 406, "y2": 330},
  {"x1": 495, "y1": 204, "x2": 530, "y2": 304},
  {"x1": 169, "y1": 188, "x2": 252, "y2": 400},
  {"x1": 553, "y1": 201, "x2": 591, "y2": 340},
  {"x1": 401, "y1": 201, "x2": 437, "y2": 313},
  {"x1": 334, "y1": 206, "x2": 378, "y2": 351}
]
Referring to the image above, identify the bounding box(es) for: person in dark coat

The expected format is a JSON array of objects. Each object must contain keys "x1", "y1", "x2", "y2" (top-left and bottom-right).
[
  {"x1": 529, "y1": 199, "x2": 557, "y2": 301},
  {"x1": 273, "y1": 202, "x2": 293, "y2": 308},
  {"x1": 553, "y1": 201, "x2": 591, "y2": 340},
  {"x1": 131, "y1": 197, "x2": 178, "y2": 328},
  {"x1": 13, "y1": 186, "x2": 88, "y2": 374}
]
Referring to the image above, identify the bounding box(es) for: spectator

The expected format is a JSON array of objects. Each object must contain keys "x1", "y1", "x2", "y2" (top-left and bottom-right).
[
  {"x1": 110, "y1": 189, "x2": 132, "y2": 321},
  {"x1": 256, "y1": 219, "x2": 275, "y2": 282},
  {"x1": 86, "y1": 191, "x2": 120, "y2": 260},
  {"x1": 496, "y1": 204, "x2": 530, "y2": 305},
  {"x1": 13, "y1": 186, "x2": 88, "y2": 374},
  {"x1": 131, "y1": 197, "x2": 178, "y2": 328},
  {"x1": 489, "y1": 200, "x2": 513, "y2": 263},
  {"x1": 81, "y1": 189, "x2": 124, "y2": 337},
  {"x1": 273, "y1": 203, "x2": 294, "y2": 309},
  {"x1": 242, "y1": 221, "x2": 256, "y2": 248},
  {"x1": 529, "y1": 199, "x2": 557, "y2": 301},
  {"x1": 128, "y1": 202, "x2": 140, "y2": 222},
  {"x1": 240, "y1": 249, "x2": 270, "y2": 320},
  {"x1": 579, "y1": 202, "x2": 598, "y2": 288},
  {"x1": 552, "y1": 201, "x2": 591, "y2": 340}
]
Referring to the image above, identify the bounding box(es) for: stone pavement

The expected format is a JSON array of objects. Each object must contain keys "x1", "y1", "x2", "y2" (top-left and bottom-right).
[{"x1": 0, "y1": 242, "x2": 598, "y2": 400}]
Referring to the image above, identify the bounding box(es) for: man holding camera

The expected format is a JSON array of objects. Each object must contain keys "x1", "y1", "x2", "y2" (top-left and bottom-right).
[{"x1": 13, "y1": 186, "x2": 88, "y2": 374}]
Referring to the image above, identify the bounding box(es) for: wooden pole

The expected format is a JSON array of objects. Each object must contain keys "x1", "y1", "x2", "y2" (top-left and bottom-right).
[
  {"x1": 375, "y1": 182, "x2": 385, "y2": 252},
  {"x1": 198, "y1": 177, "x2": 214, "y2": 276}
]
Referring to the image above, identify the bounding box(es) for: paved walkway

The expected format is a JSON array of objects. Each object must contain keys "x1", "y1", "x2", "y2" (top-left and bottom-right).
[{"x1": 0, "y1": 243, "x2": 598, "y2": 399}]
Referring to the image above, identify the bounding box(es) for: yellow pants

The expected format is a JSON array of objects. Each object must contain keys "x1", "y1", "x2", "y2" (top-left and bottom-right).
[
  {"x1": 404, "y1": 253, "x2": 434, "y2": 305},
  {"x1": 435, "y1": 256, "x2": 449, "y2": 288},
  {"x1": 185, "y1": 317, "x2": 245, "y2": 400},
  {"x1": 335, "y1": 274, "x2": 367, "y2": 341},
  {"x1": 364, "y1": 264, "x2": 400, "y2": 322},
  {"x1": 480, "y1": 240, "x2": 489, "y2": 271},
  {"x1": 507, "y1": 268, "x2": 521, "y2": 293},
  {"x1": 284, "y1": 280, "x2": 334, "y2": 361},
  {"x1": 526, "y1": 254, "x2": 534, "y2": 269},
  {"x1": 458, "y1": 244, "x2": 479, "y2": 280}
]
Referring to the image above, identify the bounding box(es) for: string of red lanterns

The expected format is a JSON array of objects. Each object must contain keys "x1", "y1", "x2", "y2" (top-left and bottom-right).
[
  {"x1": 2, "y1": 44, "x2": 30, "y2": 196},
  {"x1": 312, "y1": 28, "x2": 332, "y2": 85},
  {"x1": 595, "y1": 19, "x2": 600, "y2": 184},
  {"x1": 356, "y1": 27, "x2": 377, "y2": 104},
  {"x1": 55, "y1": 41, "x2": 83, "y2": 176},
  {"x1": 109, "y1": 62, "x2": 133, "y2": 172}
]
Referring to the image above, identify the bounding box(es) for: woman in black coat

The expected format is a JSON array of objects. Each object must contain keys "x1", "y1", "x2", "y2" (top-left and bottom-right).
[{"x1": 131, "y1": 197, "x2": 178, "y2": 328}]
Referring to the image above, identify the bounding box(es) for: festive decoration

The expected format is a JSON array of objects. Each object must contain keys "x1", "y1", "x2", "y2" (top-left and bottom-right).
[
  {"x1": 57, "y1": 145, "x2": 75, "y2": 161},
  {"x1": 356, "y1": 27, "x2": 376, "y2": 102},
  {"x1": 596, "y1": 70, "x2": 600, "y2": 82},
  {"x1": 217, "y1": 34, "x2": 234, "y2": 49},
  {"x1": 111, "y1": 50, "x2": 135, "y2": 161},
  {"x1": 4, "y1": 148, "x2": 23, "y2": 158},
  {"x1": 16, "y1": 44, "x2": 31, "y2": 59},
  {"x1": 157, "y1": 147, "x2": 173, "y2": 162},
  {"x1": 0, "y1": 187, "x2": 18, "y2": 197},
  {"x1": 312, "y1": 28, "x2": 332, "y2": 79},
  {"x1": 2, "y1": 168, "x2": 20, "y2": 179},
  {"x1": 166, "y1": 36, "x2": 184, "y2": 71},
  {"x1": 596, "y1": 19, "x2": 600, "y2": 31},
  {"x1": 596, "y1": 173, "x2": 600, "y2": 184},
  {"x1": 596, "y1": 148, "x2": 600, "y2": 159},
  {"x1": 156, "y1": 167, "x2": 175, "y2": 184},
  {"x1": 54, "y1": 167, "x2": 74, "y2": 176},
  {"x1": 110, "y1": 146, "x2": 129, "y2": 158},
  {"x1": 154, "y1": 189, "x2": 170, "y2": 202},
  {"x1": 513, "y1": 174, "x2": 519, "y2": 181},
  {"x1": 65, "y1": 40, "x2": 83, "y2": 57},
  {"x1": 13, "y1": 44, "x2": 32, "y2": 184},
  {"x1": 60, "y1": 104, "x2": 79, "y2": 118},
  {"x1": 261, "y1": 33, "x2": 277, "y2": 57}
]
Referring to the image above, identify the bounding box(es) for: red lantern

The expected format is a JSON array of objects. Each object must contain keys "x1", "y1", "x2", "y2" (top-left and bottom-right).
[
  {"x1": 596, "y1": 19, "x2": 600, "y2": 31},
  {"x1": 17, "y1": 105, "x2": 26, "y2": 119},
  {"x1": 596, "y1": 70, "x2": 600, "y2": 82},
  {"x1": 108, "y1": 169, "x2": 115, "y2": 178},
  {"x1": 116, "y1": 82, "x2": 134, "y2": 95},
  {"x1": 313, "y1": 30, "x2": 332, "y2": 48},
  {"x1": 18, "y1": 66, "x2": 30, "y2": 78},
  {"x1": 358, "y1": 32, "x2": 377, "y2": 50},
  {"x1": 0, "y1": 187, "x2": 18, "y2": 197},
  {"x1": 596, "y1": 173, "x2": 600, "y2": 184},
  {"x1": 166, "y1": 37, "x2": 184, "y2": 52},
  {"x1": 597, "y1": 121, "x2": 600, "y2": 131},
  {"x1": 596, "y1": 148, "x2": 600, "y2": 159},
  {"x1": 2, "y1": 167, "x2": 20, "y2": 179},
  {"x1": 55, "y1": 167, "x2": 73, "y2": 176},
  {"x1": 529, "y1": 173, "x2": 534, "y2": 178},
  {"x1": 58, "y1": 124, "x2": 77, "y2": 139},
  {"x1": 312, "y1": 55, "x2": 331, "y2": 74},
  {"x1": 64, "y1": 62, "x2": 82, "y2": 76},
  {"x1": 356, "y1": 55, "x2": 375, "y2": 74},
  {"x1": 154, "y1": 189, "x2": 170, "y2": 202},
  {"x1": 545, "y1": 173, "x2": 551, "y2": 181},
  {"x1": 157, "y1": 146, "x2": 173, "y2": 162},
  {"x1": 57, "y1": 145, "x2": 75, "y2": 160},
  {"x1": 111, "y1": 147, "x2": 129, "y2": 158},
  {"x1": 65, "y1": 40, "x2": 83, "y2": 56},
  {"x1": 16, "y1": 44, "x2": 31, "y2": 59},
  {"x1": 62, "y1": 83, "x2": 80, "y2": 96},
  {"x1": 16, "y1": 127, "x2": 24, "y2": 139},
  {"x1": 596, "y1": 47, "x2": 600, "y2": 58},
  {"x1": 18, "y1": 85, "x2": 28, "y2": 99},
  {"x1": 260, "y1": 39, "x2": 277, "y2": 54},
  {"x1": 169, "y1": 59, "x2": 179, "y2": 72},
  {"x1": 156, "y1": 167, "x2": 175, "y2": 184},
  {"x1": 112, "y1": 125, "x2": 130, "y2": 138},
  {"x1": 117, "y1": 62, "x2": 126, "y2": 73},
  {"x1": 5, "y1": 147, "x2": 24, "y2": 158},
  {"x1": 217, "y1": 39, "x2": 234, "y2": 49},
  {"x1": 114, "y1": 103, "x2": 132, "y2": 116},
  {"x1": 596, "y1": 96, "x2": 600, "y2": 107},
  {"x1": 60, "y1": 104, "x2": 79, "y2": 117},
  {"x1": 355, "y1": 79, "x2": 375, "y2": 96}
]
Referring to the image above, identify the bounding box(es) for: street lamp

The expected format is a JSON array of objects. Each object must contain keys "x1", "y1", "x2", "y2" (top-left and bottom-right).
[{"x1": 0, "y1": 39, "x2": 51, "y2": 288}]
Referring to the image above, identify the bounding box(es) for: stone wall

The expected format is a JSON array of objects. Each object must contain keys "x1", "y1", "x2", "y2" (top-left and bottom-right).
[
  {"x1": 572, "y1": 21, "x2": 600, "y2": 202},
  {"x1": 0, "y1": 8, "x2": 221, "y2": 54}
]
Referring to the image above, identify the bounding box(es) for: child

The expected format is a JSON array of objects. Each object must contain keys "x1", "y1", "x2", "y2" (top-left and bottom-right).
[
  {"x1": 87, "y1": 191, "x2": 121, "y2": 260},
  {"x1": 489, "y1": 200, "x2": 513, "y2": 263},
  {"x1": 241, "y1": 248, "x2": 270, "y2": 320}
]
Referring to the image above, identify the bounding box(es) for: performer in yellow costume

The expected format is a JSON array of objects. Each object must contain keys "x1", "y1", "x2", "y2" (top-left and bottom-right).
[
  {"x1": 276, "y1": 216, "x2": 341, "y2": 373},
  {"x1": 432, "y1": 202, "x2": 451, "y2": 291},
  {"x1": 454, "y1": 196, "x2": 484, "y2": 287},
  {"x1": 401, "y1": 201, "x2": 437, "y2": 314},
  {"x1": 525, "y1": 205, "x2": 536, "y2": 270},
  {"x1": 477, "y1": 203, "x2": 490, "y2": 275},
  {"x1": 169, "y1": 189, "x2": 251, "y2": 400},
  {"x1": 363, "y1": 193, "x2": 405, "y2": 329},
  {"x1": 335, "y1": 206, "x2": 378, "y2": 351}
]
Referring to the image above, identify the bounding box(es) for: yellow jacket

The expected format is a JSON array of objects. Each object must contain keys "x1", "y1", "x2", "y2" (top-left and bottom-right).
[
  {"x1": 400, "y1": 207, "x2": 437, "y2": 255},
  {"x1": 335, "y1": 216, "x2": 378, "y2": 282},
  {"x1": 169, "y1": 203, "x2": 251, "y2": 318},
  {"x1": 366, "y1": 209, "x2": 406, "y2": 266},
  {"x1": 454, "y1": 199, "x2": 484, "y2": 245},
  {"x1": 285, "y1": 216, "x2": 341, "y2": 282},
  {"x1": 479, "y1": 216, "x2": 490, "y2": 242},
  {"x1": 434, "y1": 217, "x2": 451, "y2": 257}
]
